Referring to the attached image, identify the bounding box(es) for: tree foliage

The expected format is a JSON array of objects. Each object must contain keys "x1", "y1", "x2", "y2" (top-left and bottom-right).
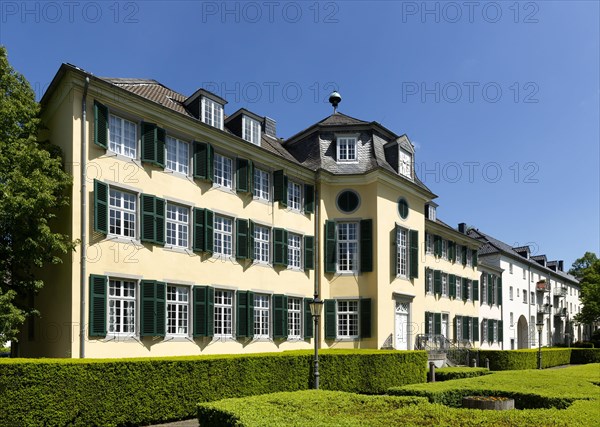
[
  {"x1": 568, "y1": 251, "x2": 598, "y2": 279},
  {"x1": 573, "y1": 258, "x2": 600, "y2": 325},
  {"x1": 0, "y1": 46, "x2": 73, "y2": 343}
]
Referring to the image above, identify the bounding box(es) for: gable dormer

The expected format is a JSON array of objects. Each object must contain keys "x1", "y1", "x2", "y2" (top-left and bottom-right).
[
  {"x1": 225, "y1": 108, "x2": 264, "y2": 146},
  {"x1": 425, "y1": 201, "x2": 438, "y2": 221},
  {"x1": 513, "y1": 245, "x2": 530, "y2": 259},
  {"x1": 184, "y1": 88, "x2": 227, "y2": 130},
  {"x1": 531, "y1": 255, "x2": 547, "y2": 267},
  {"x1": 384, "y1": 135, "x2": 414, "y2": 180}
]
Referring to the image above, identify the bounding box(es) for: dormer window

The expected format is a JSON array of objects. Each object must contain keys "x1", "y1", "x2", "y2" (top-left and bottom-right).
[
  {"x1": 428, "y1": 205, "x2": 436, "y2": 221},
  {"x1": 337, "y1": 135, "x2": 358, "y2": 163},
  {"x1": 242, "y1": 115, "x2": 261, "y2": 145},
  {"x1": 201, "y1": 97, "x2": 223, "y2": 130},
  {"x1": 399, "y1": 148, "x2": 412, "y2": 179}
]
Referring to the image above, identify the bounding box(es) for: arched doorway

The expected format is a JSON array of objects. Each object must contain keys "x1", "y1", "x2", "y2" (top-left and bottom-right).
[{"x1": 517, "y1": 315, "x2": 528, "y2": 349}]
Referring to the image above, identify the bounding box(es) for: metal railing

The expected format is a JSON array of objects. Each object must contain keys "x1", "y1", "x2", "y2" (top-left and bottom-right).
[
  {"x1": 537, "y1": 304, "x2": 552, "y2": 315},
  {"x1": 554, "y1": 307, "x2": 567, "y2": 317},
  {"x1": 554, "y1": 287, "x2": 568, "y2": 297},
  {"x1": 536, "y1": 281, "x2": 550, "y2": 292},
  {"x1": 415, "y1": 334, "x2": 471, "y2": 366}
]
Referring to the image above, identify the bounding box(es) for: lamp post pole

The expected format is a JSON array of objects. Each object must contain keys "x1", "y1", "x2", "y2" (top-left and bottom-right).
[
  {"x1": 310, "y1": 297, "x2": 323, "y2": 389},
  {"x1": 537, "y1": 322, "x2": 544, "y2": 369}
]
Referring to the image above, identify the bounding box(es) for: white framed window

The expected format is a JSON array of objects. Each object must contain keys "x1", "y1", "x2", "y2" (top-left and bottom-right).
[
  {"x1": 253, "y1": 294, "x2": 270, "y2": 338},
  {"x1": 482, "y1": 275, "x2": 488, "y2": 304},
  {"x1": 530, "y1": 291, "x2": 535, "y2": 305},
  {"x1": 214, "y1": 153, "x2": 233, "y2": 189},
  {"x1": 466, "y1": 252, "x2": 472, "y2": 268},
  {"x1": 523, "y1": 291, "x2": 527, "y2": 304},
  {"x1": 396, "y1": 226, "x2": 408, "y2": 278},
  {"x1": 109, "y1": 114, "x2": 137, "y2": 158},
  {"x1": 509, "y1": 286, "x2": 513, "y2": 301},
  {"x1": 399, "y1": 148, "x2": 412, "y2": 179},
  {"x1": 337, "y1": 136, "x2": 357, "y2": 162},
  {"x1": 493, "y1": 321, "x2": 498, "y2": 342},
  {"x1": 510, "y1": 312, "x2": 514, "y2": 325},
  {"x1": 108, "y1": 279, "x2": 136, "y2": 335},
  {"x1": 288, "y1": 297, "x2": 302, "y2": 339},
  {"x1": 426, "y1": 234, "x2": 433, "y2": 254},
  {"x1": 288, "y1": 233, "x2": 302, "y2": 270},
  {"x1": 109, "y1": 188, "x2": 136, "y2": 238},
  {"x1": 201, "y1": 97, "x2": 223, "y2": 130},
  {"x1": 337, "y1": 222, "x2": 358, "y2": 273},
  {"x1": 455, "y1": 277, "x2": 461, "y2": 300},
  {"x1": 166, "y1": 285, "x2": 189, "y2": 336},
  {"x1": 427, "y1": 204, "x2": 436, "y2": 221},
  {"x1": 166, "y1": 136, "x2": 189, "y2": 175},
  {"x1": 242, "y1": 115, "x2": 261, "y2": 145},
  {"x1": 214, "y1": 215, "x2": 233, "y2": 256},
  {"x1": 166, "y1": 203, "x2": 189, "y2": 248},
  {"x1": 522, "y1": 268, "x2": 526, "y2": 280},
  {"x1": 425, "y1": 269, "x2": 433, "y2": 294},
  {"x1": 253, "y1": 225, "x2": 270, "y2": 264},
  {"x1": 509, "y1": 263, "x2": 513, "y2": 274},
  {"x1": 287, "y1": 180, "x2": 302, "y2": 211},
  {"x1": 481, "y1": 319, "x2": 487, "y2": 342},
  {"x1": 214, "y1": 290, "x2": 233, "y2": 338},
  {"x1": 253, "y1": 168, "x2": 270, "y2": 201},
  {"x1": 337, "y1": 300, "x2": 359, "y2": 338},
  {"x1": 466, "y1": 280, "x2": 472, "y2": 300},
  {"x1": 491, "y1": 279, "x2": 497, "y2": 305},
  {"x1": 530, "y1": 271, "x2": 533, "y2": 282},
  {"x1": 442, "y1": 273, "x2": 448, "y2": 297},
  {"x1": 441, "y1": 239, "x2": 448, "y2": 259},
  {"x1": 425, "y1": 312, "x2": 433, "y2": 336},
  {"x1": 455, "y1": 317, "x2": 462, "y2": 342}
]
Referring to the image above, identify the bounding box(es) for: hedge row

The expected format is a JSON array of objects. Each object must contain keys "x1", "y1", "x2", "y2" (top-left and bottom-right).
[
  {"x1": 472, "y1": 348, "x2": 600, "y2": 370},
  {"x1": 0, "y1": 349, "x2": 426, "y2": 427},
  {"x1": 434, "y1": 367, "x2": 490, "y2": 381}
]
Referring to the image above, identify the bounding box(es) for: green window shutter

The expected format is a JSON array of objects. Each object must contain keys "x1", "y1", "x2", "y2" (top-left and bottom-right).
[
  {"x1": 392, "y1": 225, "x2": 398, "y2": 277},
  {"x1": 462, "y1": 278, "x2": 468, "y2": 301},
  {"x1": 141, "y1": 122, "x2": 157, "y2": 164},
  {"x1": 156, "y1": 127, "x2": 166, "y2": 168},
  {"x1": 140, "y1": 194, "x2": 155, "y2": 243},
  {"x1": 236, "y1": 158, "x2": 249, "y2": 193},
  {"x1": 473, "y1": 280, "x2": 479, "y2": 301},
  {"x1": 247, "y1": 291, "x2": 255, "y2": 337},
  {"x1": 434, "y1": 270, "x2": 442, "y2": 296},
  {"x1": 155, "y1": 282, "x2": 166, "y2": 337},
  {"x1": 472, "y1": 317, "x2": 479, "y2": 341},
  {"x1": 303, "y1": 236, "x2": 314, "y2": 270},
  {"x1": 324, "y1": 299, "x2": 336, "y2": 339},
  {"x1": 304, "y1": 184, "x2": 315, "y2": 213},
  {"x1": 463, "y1": 316, "x2": 470, "y2": 340},
  {"x1": 206, "y1": 287, "x2": 214, "y2": 337},
  {"x1": 93, "y1": 179, "x2": 108, "y2": 235},
  {"x1": 93, "y1": 101, "x2": 108, "y2": 149},
  {"x1": 409, "y1": 229, "x2": 419, "y2": 278},
  {"x1": 236, "y1": 291, "x2": 249, "y2": 338},
  {"x1": 248, "y1": 160, "x2": 254, "y2": 195},
  {"x1": 273, "y1": 170, "x2": 287, "y2": 206},
  {"x1": 461, "y1": 245, "x2": 467, "y2": 266},
  {"x1": 424, "y1": 312, "x2": 430, "y2": 334},
  {"x1": 497, "y1": 277, "x2": 503, "y2": 305},
  {"x1": 453, "y1": 316, "x2": 458, "y2": 342},
  {"x1": 154, "y1": 198, "x2": 165, "y2": 245},
  {"x1": 472, "y1": 250, "x2": 478, "y2": 267},
  {"x1": 204, "y1": 210, "x2": 214, "y2": 254},
  {"x1": 324, "y1": 220, "x2": 336, "y2": 273},
  {"x1": 360, "y1": 219, "x2": 373, "y2": 273},
  {"x1": 434, "y1": 235, "x2": 441, "y2": 257},
  {"x1": 498, "y1": 320, "x2": 504, "y2": 341},
  {"x1": 487, "y1": 319, "x2": 494, "y2": 342},
  {"x1": 193, "y1": 286, "x2": 208, "y2": 337},
  {"x1": 487, "y1": 274, "x2": 493, "y2": 305},
  {"x1": 193, "y1": 141, "x2": 213, "y2": 182},
  {"x1": 248, "y1": 220, "x2": 255, "y2": 261},
  {"x1": 449, "y1": 274, "x2": 456, "y2": 299},
  {"x1": 303, "y1": 298, "x2": 313, "y2": 338},
  {"x1": 273, "y1": 294, "x2": 288, "y2": 339},
  {"x1": 89, "y1": 274, "x2": 107, "y2": 337},
  {"x1": 359, "y1": 298, "x2": 371, "y2": 338},
  {"x1": 236, "y1": 219, "x2": 249, "y2": 259},
  {"x1": 449, "y1": 241, "x2": 456, "y2": 262},
  {"x1": 141, "y1": 280, "x2": 156, "y2": 337},
  {"x1": 273, "y1": 228, "x2": 288, "y2": 266},
  {"x1": 193, "y1": 208, "x2": 205, "y2": 252},
  {"x1": 434, "y1": 313, "x2": 441, "y2": 335}
]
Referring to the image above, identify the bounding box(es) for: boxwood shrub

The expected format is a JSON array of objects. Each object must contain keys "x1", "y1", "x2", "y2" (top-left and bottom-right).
[
  {"x1": 0, "y1": 349, "x2": 426, "y2": 427},
  {"x1": 434, "y1": 367, "x2": 490, "y2": 381},
  {"x1": 476, "y1": 348, "x2": 571, "y2": 370},
  {"x1": 570, "y1": 348, "x2": 600, "y2": 364}
]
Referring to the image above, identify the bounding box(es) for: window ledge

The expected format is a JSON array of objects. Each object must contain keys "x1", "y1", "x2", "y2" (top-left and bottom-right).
[
  {"x1": 105, "y1": 151, "x2": 140, "y2": 166},
  {"x1": 105, "y1": 334, "x2": 139, "y2": 342},
  {"x1": 252, "y1": 196, "x2": 271, "y2": 205},
  {"x1": 336, "y1": 160, "x2": 359, "y2": 165},
  {"x1": 212, "y1": 335, "x2": 236, "y2": 343},
  {"x1": 252, "y1": 261, "x2": 272, "y2": 268},
  {"x1": 287, "y1": 266, "x2": 303, "y2": 272},
  {"x1": 212, "y1": 184, "x2": 235, "y2": 194},
  {"x1": 163, "y1": 245, "x2": 193, "y2": 255},
  {"x1": 106, "y1": 236, "x2": 143, "y2": 248},
  {"x1": 164, "y1": 335, "x2": 192, "y2": 342},
  {"x1": 164, "y1": 169, "x2": 194, "y2": 182},
  {"x1": 251, "y1": 337, "x2": 272, "y2": 343},
  {"x1": 211, "y1": 254, "x2": 236, "y2": 263},
  {"x1": 333, "y1": 337, "x2": 360, "y2": 342},
  {"x1": 335, "y1": 271, "x2": 359, "y2": 276}
]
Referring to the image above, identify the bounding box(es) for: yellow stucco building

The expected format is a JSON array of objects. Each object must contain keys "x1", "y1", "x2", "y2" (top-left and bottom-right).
[{"x1": 17, "y1": 64, "x2": 488, "y2": 358}]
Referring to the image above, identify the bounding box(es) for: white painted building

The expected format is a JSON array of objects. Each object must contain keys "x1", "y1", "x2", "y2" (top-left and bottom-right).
[
  {"x1": 467, "y1": 229, "x2": 580, "y2": 349},
  {"x1": 477, "y1": 261, "x2": 504, "y2": 350}
]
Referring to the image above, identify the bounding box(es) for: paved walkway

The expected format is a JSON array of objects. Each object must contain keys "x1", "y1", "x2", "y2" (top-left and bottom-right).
[{"x1": 149, "y1": 419, "x2": 198, "y2": 427}]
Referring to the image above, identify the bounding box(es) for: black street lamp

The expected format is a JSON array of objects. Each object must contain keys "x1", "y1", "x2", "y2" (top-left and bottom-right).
[
  {"x1": 536, "y1": 322, "x2": 544, "y2": 369},
  {"x1": 309, "y1": 297, "x2": 324, "y2": 389}
]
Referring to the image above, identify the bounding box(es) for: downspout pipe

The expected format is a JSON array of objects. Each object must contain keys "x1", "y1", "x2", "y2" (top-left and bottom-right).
[{"x1": 80, "y1": 77, "x2": 90, "y2": 358}]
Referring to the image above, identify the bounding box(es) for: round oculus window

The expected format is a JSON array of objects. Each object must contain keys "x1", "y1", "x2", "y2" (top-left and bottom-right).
[
  {"x1": 337, "y1": 190, "x2": 360, "y2": 213},
  {"x1": 398, "y1": 198, "x2": 409, "y2": 219}
]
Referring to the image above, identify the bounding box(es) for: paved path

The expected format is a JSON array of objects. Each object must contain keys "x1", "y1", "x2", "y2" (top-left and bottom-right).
[{"x1": 149, "y1": 419, "x2": 198, "y2": 427}]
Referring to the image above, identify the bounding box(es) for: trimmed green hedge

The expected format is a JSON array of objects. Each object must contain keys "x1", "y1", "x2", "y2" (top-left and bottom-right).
[
  {"x1": 475, "y1": 348, "x2": 600, "y2": 370},
  {"x1": 0, "y1": 349, "x2": 426, "y2": 426},
  {"x1": 434, "y1": 367, "x2": 490, "y2": 381}
]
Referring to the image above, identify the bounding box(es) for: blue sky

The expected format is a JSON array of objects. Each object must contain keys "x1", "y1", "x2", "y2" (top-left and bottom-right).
[{"x1": 1, "y1": 1, "x2": 598, "y2": 269}]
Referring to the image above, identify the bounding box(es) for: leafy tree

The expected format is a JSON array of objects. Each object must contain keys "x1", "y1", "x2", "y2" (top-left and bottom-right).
[
  {"x1": 0, "y1": 46, "x2": 73, "y2": 343},
  {"x1": 573, "y1": 258, "x2": 600, "y2": 325},
  {"x1": 569, "y1": 251, "x2": 599, "y2": 279}
]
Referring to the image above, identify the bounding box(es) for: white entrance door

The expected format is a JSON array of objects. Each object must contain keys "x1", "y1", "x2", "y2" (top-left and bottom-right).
[
  {"x1": 395, "y1": 301, "x2": 410, "y2": 350},
  {"x1": 441, "y1": 314, "x2": 449, "y2": 340}
]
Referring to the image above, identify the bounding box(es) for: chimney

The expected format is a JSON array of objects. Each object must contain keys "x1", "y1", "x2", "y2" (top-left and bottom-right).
[
  {"x1": 264, "y1": 117, "x2": 276, "y2": 138},
  {"x1": 458, "y1": 223, "x2": 467, "y2": 234},
  {"x1": 558, "y1": 260, "x2": 564, "y2": 271}
]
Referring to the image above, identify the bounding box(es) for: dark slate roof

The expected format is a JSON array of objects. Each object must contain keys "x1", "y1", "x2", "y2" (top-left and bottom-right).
[
  {"x1": 467, "y1": 228, "x2": 578, "y2": 284},
  {"x1": 317, "y1": 112, "x2": 369, "y2": 126}
]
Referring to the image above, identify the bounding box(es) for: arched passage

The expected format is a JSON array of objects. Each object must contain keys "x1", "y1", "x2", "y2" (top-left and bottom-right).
[{"x1": 517, "y1": 315, "x2": 529, "y2": 349}]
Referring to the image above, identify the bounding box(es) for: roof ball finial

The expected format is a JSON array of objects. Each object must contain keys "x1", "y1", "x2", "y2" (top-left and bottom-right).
[{"x1": 329, "y1": 91, "x2": 341, "y2": 113}]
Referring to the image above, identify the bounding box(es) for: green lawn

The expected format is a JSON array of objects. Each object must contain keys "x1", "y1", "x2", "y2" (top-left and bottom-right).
[{"x1": 198, "y1": 364, "x2": 600, "y2": 426}]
